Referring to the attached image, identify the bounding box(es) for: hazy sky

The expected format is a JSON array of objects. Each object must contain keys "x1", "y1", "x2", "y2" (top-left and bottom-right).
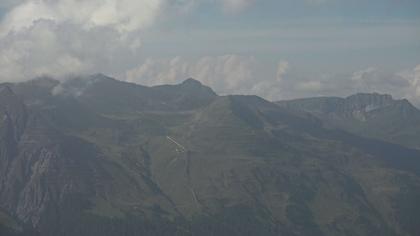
[{"x1": 0, "y1": 0, "x2": 419, "y2": 103}]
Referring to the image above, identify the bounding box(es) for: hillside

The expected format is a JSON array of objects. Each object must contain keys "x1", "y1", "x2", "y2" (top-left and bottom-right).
[
  {"x1": 0, "y1": 76, "x2": 420, "y2": 236},
  {"x1": 277, "y1": 93, "x2": 420, "y2": 149}
]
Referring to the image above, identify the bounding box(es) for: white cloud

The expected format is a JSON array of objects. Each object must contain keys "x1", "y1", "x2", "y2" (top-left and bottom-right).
[
  {"x1": 0, "y1": 0, "x2": 259, "y2": 83},
  {"x1": 350, "y1": 67, "x2": 380, "y2": 91},
  {"x1": 274, "y1": 65, "x2": 420, "y2": 107},
  {"x1": 276, "y1": 61, "x2": 289, "y2": 81},
  {"x1": 397, "y1": 64, "x2": 420, "y2": 105},
  {"x1": 0, "y1": 0, "x2": 164, "y2": 37},
  {"x1": 126, "y1": 56, "x2": 420, "y2": 105},
  {"x1": 348, "y1": 67, "x2": 417, "y2": 97},
  {"x1": 125, "y1": 55, "x2": 257, "y2": 92},
  {"x1": 0, "y1": 19, "x2": 143, "y2": 82},
  {"x1": 0, "y1": 0, "x2": 200, "y2": 82},
  {"x1": 412, "y1": 65, "x2": 420, "y2": 97},
  {"x1": 125, "y1": 55, "x2": 288, "y2": 100},
  {"x1": 0, "y1": 0, "x2": 418, "y2": 107},
  {"x1": 351, "y1": 67, "x2": 377, "y2": 82}
]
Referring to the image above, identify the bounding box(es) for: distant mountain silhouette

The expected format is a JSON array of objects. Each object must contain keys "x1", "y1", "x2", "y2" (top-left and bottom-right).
[{"x1": 277, "y1": 93, "x2": 420, "y2": 149}]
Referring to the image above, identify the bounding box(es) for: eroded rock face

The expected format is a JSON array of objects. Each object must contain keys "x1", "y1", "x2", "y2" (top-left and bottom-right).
[
  {"x1": 277, "y1": 93, "x2": 420, "y2": 149},
  {"x1": 1, "y1": 77, "x2": 420, "y2": 236},
  {"x1": 0, "y1": 94, "x2": 81, "y2": 227},
  {"x1": 0, "y1": 84, "x2": 102, "y2": 231},
  {"x1": 0, "y1": 86, "x2": 27, "y2": 143},
  {"x1": 0, "y1": 86, "x2": 27, "y2": 211}
]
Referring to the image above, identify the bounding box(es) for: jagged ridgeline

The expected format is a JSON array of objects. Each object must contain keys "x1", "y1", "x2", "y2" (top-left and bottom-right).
[{"x1": 1, "y1": 75, "x2": 420, "y2": 236}]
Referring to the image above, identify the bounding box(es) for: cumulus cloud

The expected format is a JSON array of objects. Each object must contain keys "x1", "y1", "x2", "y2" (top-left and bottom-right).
[
  {"x1": 412, "y1": 65, "x2": 420, "y2": 97},
  {"x1": 398, "y1": 64, "x2": 420, "y2": 105},
  {"x1": 0, "y1": 0, "x2": 165, "y2": 37},
  {"x1": 0, "y1": 0, "x2": 259, "y2": 83},
  {"x1": 0, "y1": 0, "x2": 202, "y2": 82},
  {"x1": 125, "y1": 55, "x2": 289, "y2": 100},
  {"x1": 347, "y1": 66, "x2": 415, "y2": 97},
  {"x1": 0, "y1": 19, "x2": 144, "y2": 82},
  {"x1": 276, "y1": 61, "x2": 289, "y2": 81},
  {"x1": 106, "y1": 53, "x2": 420, "y2": 106},
  {"x1": 355, "y1": 65, "x2": 420, "y2": 106},
  {"x1": 125, "y1": 55, "x2": 258, "y2": 93},
  {"x1": 272, "y1": 65, "x2": 420, "y2": 106},
  {"x1": 0, "y1": 0, "x2": 418, "y2": 106}
]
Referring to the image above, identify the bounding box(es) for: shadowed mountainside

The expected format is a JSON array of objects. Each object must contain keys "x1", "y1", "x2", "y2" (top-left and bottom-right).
[
  {"x1": 1, "y1": 76, "x2": 420, "y2": 236},
  {"x1": 277, "y1": 93, "x2": 420, "y2": 149}
]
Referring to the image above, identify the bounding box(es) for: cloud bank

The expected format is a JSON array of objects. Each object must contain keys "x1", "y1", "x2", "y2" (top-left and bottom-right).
[
  {"x1": 0, "y1": 0, "x2": 418, "y2": 106},
  {"x1": 0, "y1": 0, "x2": 258, "y2": 82},
  {"x1": 0, "y1": 0, "x2": 164, "y2": 36},
  {"x1": 125, "y1": 55, "x2": 270, "y2": 96},
  {"x1": 126, "y1": 57, "x2": 420, "y2": 106},
  {"x1": 0, "y1": 0, "x2": 191, "y2": 82}
]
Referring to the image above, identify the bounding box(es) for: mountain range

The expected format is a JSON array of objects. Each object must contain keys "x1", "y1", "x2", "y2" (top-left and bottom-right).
[{"x1": 1, "y1": 75, "x2": 420, "y2": 236}]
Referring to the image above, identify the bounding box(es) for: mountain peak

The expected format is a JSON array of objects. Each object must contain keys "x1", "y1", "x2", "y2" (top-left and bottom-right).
[
  {"x1": 90, "y1": 73, "x2": 119, "y2": 83},
  {"x1": 177, "y1": 78, "x2": 217, "y2": 97},
  {"x1": 0, "y1": 85, "x2": 14, "y2": 96},
  {"x1": 181, "y1": 78, "x2": 203, "y2": 87}
]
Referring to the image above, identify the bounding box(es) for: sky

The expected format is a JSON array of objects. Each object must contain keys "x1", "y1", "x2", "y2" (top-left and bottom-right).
[{"x1": 0, "y1": 0, "x2": 419, "y2": 104}]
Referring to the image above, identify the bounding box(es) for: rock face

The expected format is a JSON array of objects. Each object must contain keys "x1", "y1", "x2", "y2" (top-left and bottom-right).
[
  {"x1": 1, "y1": 77, "x2": 420, "y2": 236},
  {"x1": 277, "y1": 93, "x2": 420, "y2": 149}
]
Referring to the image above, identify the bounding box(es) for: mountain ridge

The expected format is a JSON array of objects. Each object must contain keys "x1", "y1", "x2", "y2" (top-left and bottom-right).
[
  {"x1": 0, "y1": 75, "x2": 420, "y2": 236},
  {"x1": 277, "y1": 92, "x2": 420, "y2": 149}
]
